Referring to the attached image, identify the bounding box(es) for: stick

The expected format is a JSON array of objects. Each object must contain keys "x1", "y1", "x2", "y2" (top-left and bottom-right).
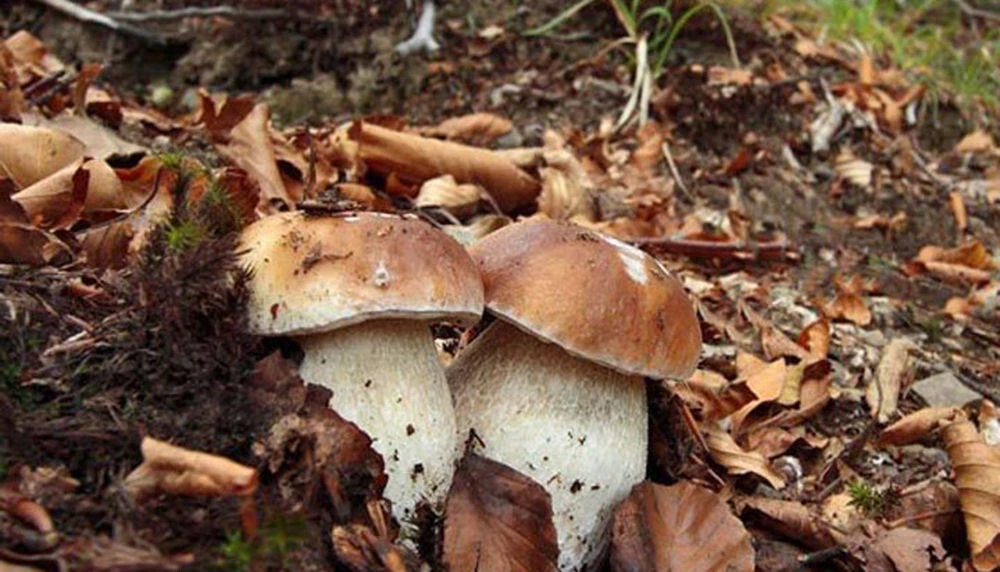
[
  {"x1": 32, "y1": 0, "x2": 164, "y2": 43},
  {"x1": 631, "y1": 235, "x2": 796, "y2": 262},
  {"x1": 108, "y1": 5, "x2": 286, "y2": 22}
]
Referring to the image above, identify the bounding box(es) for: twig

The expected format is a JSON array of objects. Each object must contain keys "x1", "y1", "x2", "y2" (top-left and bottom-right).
[
  {"x1": 661, "y1": 141, "x2": 693, "y2": 201},
  {"x1": 886, "y1": 508, "x2": 958, "y2": 529},
  {"x1": 31, "y1": 0, "x2": 164, "y2": 44},
  {"x1": 952, "y1": 0, "x2": 1000, "y2": 22},
  {"x1": 631, "y1": 235, "x2": 795, "y2": 262},
  {"x1": 107, "y1": 5, "x2": 286, "y2": 22}
]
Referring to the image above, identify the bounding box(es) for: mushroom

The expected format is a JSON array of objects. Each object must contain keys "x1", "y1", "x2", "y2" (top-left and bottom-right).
[
  {"x1": 238, "y1": 211, "x2": 484, "y2": 520},
  {"x1": 447, "y1": 219, "x2": 701, "y2": 571}
]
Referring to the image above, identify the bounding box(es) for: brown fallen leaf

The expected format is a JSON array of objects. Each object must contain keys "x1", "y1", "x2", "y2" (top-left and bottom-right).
[
  {"x1": 739, "y1": 497, "x2": 838, "y2": 550},
  {"x1": 0, "y1": 222, "x2": 73, "y2": 266},
  {"x1": 879, "y1": 407, "x2": 960, "y2": 446},
  {"x1": 0, "y1": 123, "x2": 84, "y2": 189},
  {"x1": 196, "y1": 89, "x2": 257, "y2": 136},
  {"x1": 915, "y1": 240, "x2": 996, "y2": 270},
  {"x1": 124, "y1": 437, "x2": 258, "y2": 502},
  {"x1": 703, "y1": 424, "x2": 785, "y2": 489},
  {"x1": 730, "y1": 358, "x2": 788, "y2": 432},
  {"x1": 216, "y1": 102, "x2": 296, "y2": 209},
  {"x1": 874, "y1": 527, "x2": 945, "y2": 572},
  {"x1": 672, "y1": 372, "x2": 757, "y2": 422},
  {"x1": 331, "y1": 523, "x2": 414, "y2": 572},
  {"x1": 797, "y1": 318, "x2": 830, "y2": 360},
  {"x1": 822, "y1": 290, "x2": 871, "y2": 326},
  {"x1": 13, "y1": 158, "x2": 123, "y2": 228},
  {"x1": 414, "y1": 174, "x2": 483, "y2": 218},
  {"x1": 443, "y1": 453, "x2": 558, "y2": 572},
  {"x1": 865, "y1": 338, "x2": 917, "y2": 423},
  {"x1": 610, "y1": 480, "x2": 754, "y2": 572},
  {"x1": 537, "y1": 148, "x2": 596, "y2": 222},
  {"x1": 349, "y1": 121, "x2": 540, "y2": 213},
  {"x1": 417, "y1": 112, "x2": 513, "y2": 144},
  {"x1": 955, "y1": 129, "x2": 997, "y2": 155},
  {"x1": 942, "y1": 416, "x2": 1000, "y2": 570},
  {"x1": 835, "y1": 148, "x2": 873, "y2": 189}
]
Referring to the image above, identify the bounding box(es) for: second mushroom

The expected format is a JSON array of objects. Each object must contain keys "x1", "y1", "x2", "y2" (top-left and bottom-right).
[{"x1": 447, "y1": 218, "x2": 702, "y2": 571}]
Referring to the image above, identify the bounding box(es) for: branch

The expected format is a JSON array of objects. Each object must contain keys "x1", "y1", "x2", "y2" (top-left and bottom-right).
[
  {"x1": 31, "y1": 0, "x2": 164, "y2": 43},
  {"x1": 107, "y1": 5, "x2": 287, "y2": 22},
  {"x1": 631, "y1": 236, "x2": 797, "y2": 262}
]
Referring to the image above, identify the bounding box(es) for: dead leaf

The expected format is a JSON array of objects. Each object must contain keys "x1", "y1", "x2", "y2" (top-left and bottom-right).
[
  {"x1": 955, "y1": 130, "x2": 997, "y2": 155},
  {"x1": 915, "y1": 240, "x2": 996, "y2": 270},
  {"x1": 24, "y1": 112, "x2": 147, "y2": 158},
  {"x1": 196, "y1": 90, "x2": 257, "y2": 136},
  {"x1": 673, "y1": 373, "x2": 757, "y2": 422},
  {"x1": 707, "y1": 66, "x2": 754, "y2": 86},
  {"x1": 822, "y1": 291, "x2": 871, "y2": 326},
  {"x1": 349, "y1": 121, "x2": 540, "y2": 213},
  {"x1": 537, "y1": 148, "x2": 596, "y2": 222},
  {"x1": 78, "y1": 219, "x2": 135, "y2": 269},
  {"x1": 216, "y1": 103, "x2": 295, "y2": 209},
  {"x1": 835, "y1": 149, "x2": 873, "y2": 189},
  {"x1": 950, "y1": 192, "x2": 968, "y2": 233},
  {"x1": 942, "y1": 416, "x2": 1000, "y2": 570},
  {"x1": 124, "y1": 437, "x2": 257, "y2": 502},
  {"x1": 13, "y1": 158, "x2": 123, "y2": 228},
  {"x1": 331, "y1": 524, "x2": 412, "y2": 572},
  {"x1": 704, "y1": 424, "x2": 785, "y2": 489},
  {"x1": 854, "y1": 211, "x2": 907, "y2": 232},
  {"x1": 414, "y1": 174, "x2": 483, "y2": 217},
  {"x1": 0, "y1": 123, "x2": 84, "y2": 189},
  {"x1": 865, "y1": 338, "x2": 917, "y2": 423},
  {"x1": 740, "y1": 497, "x2": 838, "y2": 550},
  {"x1": 610, "y1": 480, "x2": 754, "y2": 572},
  {"x1": 443, "y1": 453, "x2": 558, "y2": 572},
  {"x1": 879, "y1": 407, "x2": 960, "y2": 446},
  {"x1": 730, "y1": 358, "x2": 788, "y2": 431},
  {"x1": 418, "y1": 112, "x2": 513, "y2": 144},
  {"x1": 875, "y1": 527, "x2": 945, "y2": 572},
  {"x1": 797, "y1": 318, "x2": 830, "y2": 359},
  {"x1": 0, "y1": 222, "x2": 73, "y2": 265}
]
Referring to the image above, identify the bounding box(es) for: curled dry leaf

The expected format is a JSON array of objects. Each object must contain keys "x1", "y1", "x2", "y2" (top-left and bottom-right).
[
  {"x1": 672, "y1": 371, "x2": 756, "y2": 422},
  {"x1": 196, "y1": 90, "x2": 257, "y2": 137},
  {"x1": 703, "y1": 423, "x2": 785, "y2": 489},
  {"x1": 610, "y1": 480, "x2": 754, "y2": 572},
  {"x1": 216, "y1": 102, "x2": 296, "y2": 209},
  {"x1": 537, "y1": 148, "x2": 596, "y2": 222},
  {"x1": 124, "y1": 437, "x2": 257, "y2": 502},
  {"x1": 331, "y1": 524, "x2": 413, "y2": 572},
  {"x1": 915, "y1": 240, "x2": 996, "y2": 271},
  {"x1": 414, "y1": 174, "x2": 482, "y2": 218},
  {"x1": 955, "y1": 129, "x2": 997, "y2": 155},
  {"x1": 441, "y1": 213, "x2": 512, "y2": 247},
  {"x1": 78, "y1": 220, "x2": 134, "y2": 269},
  {"x1": 835, "y1": 148, "x2": 873, "y2": 189},
  {"x1": 443, "y1": 453, "x2": 558, "y2": 572},
  {"x1": 739, "y1": 497, "x2": 837, "y2": 550},
  {"x1": 26, "y1": 112, "x2": 147, "y2": 158},
  {"x1": 879, "y1": 407, "x2": 960, "y2": 447},
  {"x1": 349, "y1": 121, "x2": 540, "y2": 213},
  {"x1": 942, "y1": 417, "x2": 1000, "y2": 570},
  {"x1": 874, "y1": 527, "x2": 945, "y2": 572},
  {"x1": 822, "y1": 291, "x2": 871, "y2": 326},
  {"x1": 797, "y1": 318, "x2": 830, "y2": 359},
  {"x1": 13, "y1": 158, "x2": 123, "y2": 228},
  {"x1": 865, "y1": 337, "x2": 917, "y2": 423},
  {"x1": 418, "y1": 112, "x2": 513, "y2": 144},
  {"x1": 0, "y1": 222, "x2": 73, "y2": 265},
  {"x1": 0, "y1": 123, "x2": 84, "y2": 189},
  {"x1": 730, "y1": 358, "x2": 788, "y2": 431}
]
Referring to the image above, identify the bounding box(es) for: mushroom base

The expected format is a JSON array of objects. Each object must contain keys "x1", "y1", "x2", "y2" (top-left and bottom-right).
[
  {"x1": 448, "y1": 320, "x2": 647, "y2": 572},
  {"x1": 297, "y1": 319, "x2": 458, "y2": 521}
]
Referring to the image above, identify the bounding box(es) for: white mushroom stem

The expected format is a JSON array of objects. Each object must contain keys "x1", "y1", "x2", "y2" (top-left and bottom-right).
[
  {"x1": 296, "y1": 319, "x2": 458, "y2": 522},
  {"x1": 395, "y1": 0, "x2": 440, "y2": 56},
  {"x1": 447, "y1": 320, "x2": 647, "y2": 571}
]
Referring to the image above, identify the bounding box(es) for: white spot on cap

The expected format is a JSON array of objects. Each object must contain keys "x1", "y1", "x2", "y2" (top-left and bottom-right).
[
  {"x1": 373, "y1": 260, "x2": 391, "y2": 288},
  {"x1": 602, "y1": 235, "x2": 648, "y2": 285}
]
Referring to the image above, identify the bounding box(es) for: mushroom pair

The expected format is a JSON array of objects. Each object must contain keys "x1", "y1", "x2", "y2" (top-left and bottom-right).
[
  {"x1": 238, "y1": 211, "x2": 483, "y2": 520},
  {"x1": 447, "y1": 219, "x2": 702, "y2": 571}
]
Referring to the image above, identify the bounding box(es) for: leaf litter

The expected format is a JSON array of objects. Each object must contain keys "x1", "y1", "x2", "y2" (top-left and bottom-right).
[{"x1": 0, "y1": 2, "x2": 998, "y2": 570}]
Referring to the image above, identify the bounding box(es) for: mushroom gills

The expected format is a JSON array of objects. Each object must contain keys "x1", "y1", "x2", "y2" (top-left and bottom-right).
[
  {"x1": 448, "y1": 320, "x2": 647, "y2": 572},
  {"x1": 296, "y1": 319, "x2": 459, "y2": 520}
]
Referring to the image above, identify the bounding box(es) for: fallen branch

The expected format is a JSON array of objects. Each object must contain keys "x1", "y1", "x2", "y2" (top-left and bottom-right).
[
  {"x1": 631, "y1": 235, "x2": 796, "y2": 262},
  {"x1": 31, "y1": 0, "x2": 164, "y2": 43},
  {"x1": 107, "y1": 5, "x2": 286, "y2": 22}
]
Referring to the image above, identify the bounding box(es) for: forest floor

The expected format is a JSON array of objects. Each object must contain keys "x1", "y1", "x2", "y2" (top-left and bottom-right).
[{"x1": 1, "y1": 0, "x2": 999, "y2": 570}]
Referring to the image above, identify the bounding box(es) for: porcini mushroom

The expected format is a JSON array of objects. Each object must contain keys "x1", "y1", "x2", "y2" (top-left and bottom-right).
[
  {"x1": 239, "y1": 211, "x2": 483, "y2": 519},
  {"x1": 447, "y1": 219, "x2": 701, "y2": 570}
]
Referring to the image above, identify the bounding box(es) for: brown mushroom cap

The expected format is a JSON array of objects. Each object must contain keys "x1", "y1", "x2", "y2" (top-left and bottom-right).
[
  {"x1": 469, "y1": 218, "x2": 701, "y2": 379},
  {"x1": 239, "y1": 211, "x2": 485, "y2": 335}
]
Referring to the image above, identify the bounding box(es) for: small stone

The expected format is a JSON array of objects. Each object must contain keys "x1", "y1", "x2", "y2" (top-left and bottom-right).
[{"x1": 911, "y1": 371, "x2": 982, "y2": 408}]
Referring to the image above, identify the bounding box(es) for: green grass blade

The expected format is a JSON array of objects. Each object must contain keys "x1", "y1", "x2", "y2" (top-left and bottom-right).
[{"x1": 522, "y1": 0, "x2": 600, "y2": 37}]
